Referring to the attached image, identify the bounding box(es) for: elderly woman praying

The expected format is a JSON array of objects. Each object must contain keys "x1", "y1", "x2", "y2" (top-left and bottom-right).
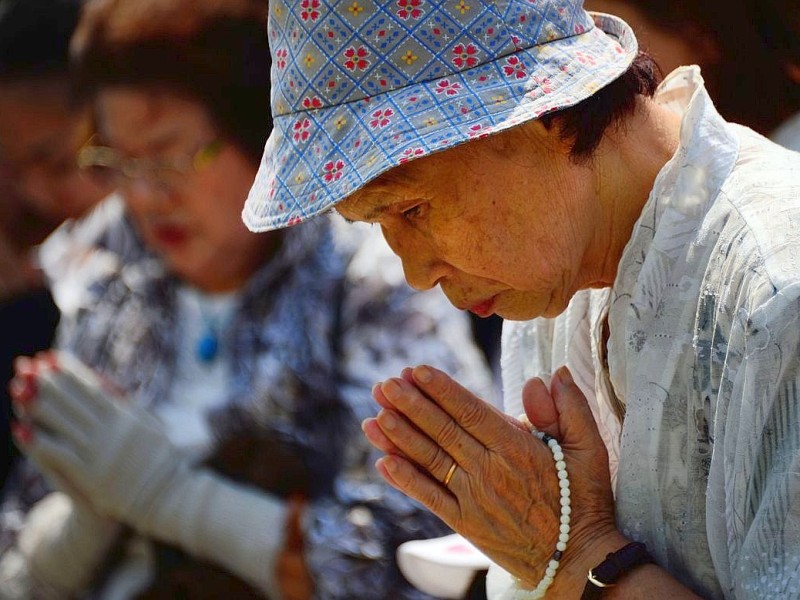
[{"x1": 241, "y1": 0, "x2": 800, "y2": 597}]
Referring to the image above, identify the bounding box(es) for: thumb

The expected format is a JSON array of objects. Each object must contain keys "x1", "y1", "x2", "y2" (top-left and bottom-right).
[
  {"x1": 548, "y1": 367, "x2": 605, "y2": 453},
  {"x1": 521, "y1": 376, "x2": 559, "y2": 438}
]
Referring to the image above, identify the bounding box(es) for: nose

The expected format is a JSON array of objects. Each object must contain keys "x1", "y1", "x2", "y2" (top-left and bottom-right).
[
  {"x1": 123, "y1": 177, "x2": 180, "y2": 214},
  {"x1": 381, "y1": 225, "x2": 449, "y2": 291}
]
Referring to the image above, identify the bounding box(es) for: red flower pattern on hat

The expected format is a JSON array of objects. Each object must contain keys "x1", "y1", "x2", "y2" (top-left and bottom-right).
[
  {"x1": 276, "y1": 48, "x2": 288, "y2": 69},
  {"x1": 293, "y1": 118, "x2": 312, "y2": 142},
  {"x1": 435, "y1": 79, "x2": 462, "y2": 96},
  {"x1": 399, "y1": 147, "x2": 424, "y2": 163},
  {"x1": 452, "y1": 44, "x2": 478, "y2": 69},
  {"x1": 302, "y1": 96, "x2": 324, "y2": 109},
  {"x1": 396, "y1": 0, "x2": 424, "y2": 20},
  {"x1": 344, "y1": 46, "x2": 371, "y2": 71},
  {"x1": 503, "y1": 56, "x2": 527, "y2": 79},
  {"x1": 323, "y1": 159, "x2": 345, "y2": 182},
  {"x1": 300, "y1": 0, "x2": 321, "y2": 21},
  {"x1": 369, "y1": 108, "x2": 395, "y2": 129},
  {"x1": 532, "y1": 75, "x2": 553, "y2": 93}
]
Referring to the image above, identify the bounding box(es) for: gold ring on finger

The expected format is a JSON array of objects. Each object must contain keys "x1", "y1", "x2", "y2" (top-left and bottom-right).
[{"x1": 443, "y1": 461, "x2": 457, "y2": 488}]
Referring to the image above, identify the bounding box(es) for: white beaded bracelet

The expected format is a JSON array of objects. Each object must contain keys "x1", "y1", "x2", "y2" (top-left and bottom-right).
[{"x1": 510, "y1": 431, "x2": 570, "y2": 599}]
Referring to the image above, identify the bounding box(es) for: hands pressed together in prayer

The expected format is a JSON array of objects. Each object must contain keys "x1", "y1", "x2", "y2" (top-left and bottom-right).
[
  {"x1": 9, "y1": 351, "x2": 313, "y2": 599},
  {"x1": 363, "y1": 365, "x2": 632, "y2": 596}
]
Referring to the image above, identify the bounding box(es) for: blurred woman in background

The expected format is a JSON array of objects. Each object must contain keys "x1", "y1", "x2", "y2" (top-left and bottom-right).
[
  {"x1": 0, "y1": 0, "x2": 492, "y2": 598},
  {"x1": 0, "y1": 0, "x2": 110, "y2": 492}
]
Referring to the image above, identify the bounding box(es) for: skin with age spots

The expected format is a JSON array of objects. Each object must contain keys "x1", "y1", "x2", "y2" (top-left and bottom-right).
[{"x1": 337, "y1": 99, "x2": 682, "y2": 321}]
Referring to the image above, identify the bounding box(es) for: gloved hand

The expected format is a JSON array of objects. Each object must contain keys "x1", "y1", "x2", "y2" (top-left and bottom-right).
[
  {"x1": 12, "y1": 351, "x2": 291, "y2": 596},
  {"x1": 16, "y1": 492, "x2": 120, "y2": 595}
]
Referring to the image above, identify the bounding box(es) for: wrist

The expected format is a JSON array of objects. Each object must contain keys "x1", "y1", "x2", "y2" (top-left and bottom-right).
[
  {"x1": 548, "y1": 528, "x2": 631, "y2": 598},
  {"x1": 581, "y1": 541, "x2": 655, "y2": 599}
]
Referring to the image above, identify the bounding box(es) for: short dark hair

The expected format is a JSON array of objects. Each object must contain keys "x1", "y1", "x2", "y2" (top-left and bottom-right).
[
  {"x1": 0, "y1": 0, "x2": 82, "y2": 80},
  {"x1": 71, "y1": 0, "x2": 271, "y2": 163},
  {"x1": 540, "y1": 52, "x2": 661, "y2": 162}
]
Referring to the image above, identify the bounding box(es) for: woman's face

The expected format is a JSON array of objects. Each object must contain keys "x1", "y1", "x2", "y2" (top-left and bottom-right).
[
  {"x1": 95, "y1": 87, "x2": 274, "y2": 292},
  {"x1": 336, "y1": 125, "x2": 606, "y2": 321}
]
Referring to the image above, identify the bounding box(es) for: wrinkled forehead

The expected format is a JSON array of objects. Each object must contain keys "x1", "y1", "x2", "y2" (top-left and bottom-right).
[{"x1": 336, "y1": 164, "x2": 419, "y2": 221}]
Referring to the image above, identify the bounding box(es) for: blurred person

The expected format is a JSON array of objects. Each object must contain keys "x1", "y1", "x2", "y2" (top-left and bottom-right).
[
  {"x1": 0, "y1": 0, "x2": 110, "y2": 491},
  {"x1": 584, "y1": 0, "x2": 800, "y2": 136},
  {"x1": 0, "y1": 0, "x2": 493, "y2": 598},
  {"x1": 747, "y1": 0, "x2": 800, "y2": 150}
]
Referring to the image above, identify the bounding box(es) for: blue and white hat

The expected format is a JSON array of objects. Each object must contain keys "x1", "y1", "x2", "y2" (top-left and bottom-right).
[{"x1": 243, "y1": 0, "x2": 637, "y2": 231}]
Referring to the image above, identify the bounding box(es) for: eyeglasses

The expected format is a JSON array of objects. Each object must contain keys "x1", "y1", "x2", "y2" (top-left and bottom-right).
[{"x1": 77, "y1": 136, "x2": 223, "y2": 190}]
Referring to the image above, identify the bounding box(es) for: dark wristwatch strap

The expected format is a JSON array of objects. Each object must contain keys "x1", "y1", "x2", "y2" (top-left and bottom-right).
[{"x1": 580, "y1": 542, "x2": 654, "y2": 599}]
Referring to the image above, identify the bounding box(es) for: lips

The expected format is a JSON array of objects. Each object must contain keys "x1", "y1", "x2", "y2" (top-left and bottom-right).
[
  {"x1": 467, "y1": 296, "x2": 496, "y2": 318},
  {"x1": 151, "y1": 223, "x2": 189, "y2": 247}
]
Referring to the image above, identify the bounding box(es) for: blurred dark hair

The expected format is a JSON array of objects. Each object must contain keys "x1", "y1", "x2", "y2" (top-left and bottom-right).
[
  {"x1": 746, "y1": 0, "x2": 800, "y2": 69},
  {"x1": 597, "y1": 0, "x2": 799, "y2": 134},
  {"x1": 71, "y1": 0, "x2": 271, "y2": 162},
  {"x1": 0, "y1": 0, "x2": 82, "y2": 80},
  {"x1": 541, "y1": 52, "x2": 661, "y2": 162}
]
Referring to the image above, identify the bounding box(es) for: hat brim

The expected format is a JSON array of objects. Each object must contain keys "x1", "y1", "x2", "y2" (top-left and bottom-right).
[{"x1": 244, "y1": 12, "x2": 637, "y2": 232}]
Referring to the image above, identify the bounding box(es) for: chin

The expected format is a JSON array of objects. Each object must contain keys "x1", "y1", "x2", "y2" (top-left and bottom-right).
[{"x1": 498, "y1": 296, "x2": 571, "y2": 321}]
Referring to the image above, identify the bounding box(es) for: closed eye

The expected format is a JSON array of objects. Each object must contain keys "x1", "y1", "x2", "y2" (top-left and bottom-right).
[{"x1": 401, "y1": 203, "x2": 426, "y2": 221}]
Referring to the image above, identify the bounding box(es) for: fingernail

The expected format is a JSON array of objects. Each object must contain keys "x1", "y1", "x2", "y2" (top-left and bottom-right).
[
  {"x1": 379, "y1": 410, "x2": 397, "y2": 431},
  {"x1": 382, "y1": 378, "x2": 403, "y2": 398},
  {"x1": 10, "y1": 377, "x2": 35, "y2": 405},
  {"x1": 371, "y1": 383, "x2": 382, "y2": 398},
  {"x1": 11, "y1": 422, "x2": 32, "y2": 446},
  {"x1": 378, "y1": 456, "x2": 398, "y2": 474},
  {"x1": 413, "y1": 365, "x2": 433, "y2": 384},
  {"x1": 555, "y1": 366, "x2": 574, "y2": 387},
  {"x1": 361, "y1": 418, "x2": 371, "y2": 432}
]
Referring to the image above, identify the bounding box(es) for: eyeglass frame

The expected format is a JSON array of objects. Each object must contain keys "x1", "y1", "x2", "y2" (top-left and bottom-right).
[{"x1": 76, "y1": 135, "x2": 224, "y2": 189}]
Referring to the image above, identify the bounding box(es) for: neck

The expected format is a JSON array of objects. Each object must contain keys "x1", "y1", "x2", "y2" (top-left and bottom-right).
[
  {"x1": 586, "y1": 98, "x2": 683, "y2": 288},
  {"x1": 190, "y1": 230, "x2": 284, "y2": 293}
]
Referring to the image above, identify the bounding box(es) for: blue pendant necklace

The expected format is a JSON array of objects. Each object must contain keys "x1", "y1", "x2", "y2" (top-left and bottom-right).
[
  {"x1": 196, "y1": 325, "x2": 220, "y2": 363},
  {"x1": 187, "y1": 290, "x2": 237, "y2": 365}
]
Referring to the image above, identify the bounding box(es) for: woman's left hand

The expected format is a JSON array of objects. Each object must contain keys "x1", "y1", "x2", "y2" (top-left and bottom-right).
[
  {"x1": 11, "y1": 351, "x2": 189, "y2": 527},
  {"x1": 362, "y1": 365, "x2": 628, "y2": 592}
]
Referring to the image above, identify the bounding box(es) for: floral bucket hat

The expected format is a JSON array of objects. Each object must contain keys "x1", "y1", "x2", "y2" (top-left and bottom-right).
[{"x1": 243, "y1": 0, "x2": 637, "y2": 231}]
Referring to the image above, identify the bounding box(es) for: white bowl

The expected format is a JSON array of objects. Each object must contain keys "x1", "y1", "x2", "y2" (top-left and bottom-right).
[{"x1": 397, "y1": 534, "x2": 492, "y2": 599}]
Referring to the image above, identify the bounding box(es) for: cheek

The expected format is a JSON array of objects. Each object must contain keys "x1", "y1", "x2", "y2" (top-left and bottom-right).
[{"x1": 379, "y1": 223, "x2": 413, "y2": 259}]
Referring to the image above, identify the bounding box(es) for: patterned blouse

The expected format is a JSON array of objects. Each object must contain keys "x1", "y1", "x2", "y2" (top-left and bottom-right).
[
  {"x1": 1, "y1": 200, "x2": 494, "y2": 599},
  {"x1": 496, "y1": 67, "x2": 800, "y2": 598}
]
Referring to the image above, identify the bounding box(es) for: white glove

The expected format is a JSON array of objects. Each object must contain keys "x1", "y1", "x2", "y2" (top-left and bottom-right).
[
  {"x1": 16, "y1": 492, "x2": 120, "y2": 595},
  {"x1": 20, "y1": 352, "x2": 289, "y2": 596}
]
